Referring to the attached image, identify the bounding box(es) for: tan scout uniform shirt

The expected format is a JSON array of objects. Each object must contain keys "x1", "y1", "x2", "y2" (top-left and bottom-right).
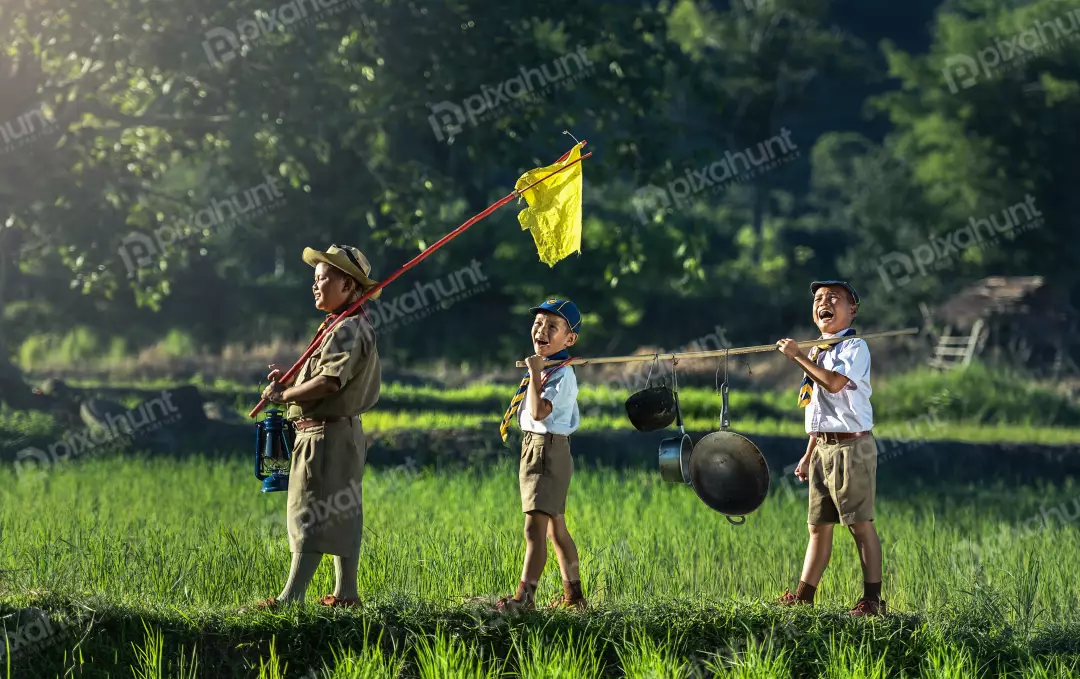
[
  {"x1": 285, "y1": 312, "x2": 380, "y2": 555},
  {"x1": 287, "y1": 313, "x2": 381, "y2": 420}
]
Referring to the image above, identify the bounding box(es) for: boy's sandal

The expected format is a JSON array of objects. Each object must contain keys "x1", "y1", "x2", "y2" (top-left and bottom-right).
[
  {"x1": 494, "y1": 596, "x2": 534, "y2": 613},
  {"x1": 548, "y1": 596, "x2": 587, "y2": 611},
  {"x1": 318, "y1": 595, "x2": 361, "y2": 608},
  {"x1": 848, "y1": 598, "x2": 886, "y2": 617},
  {"x1": 777, "y1": 590, "x2": 811, "y2": 607},
  {"x1": 251, "y1": 597, "x2": 279, "y2": 611}
]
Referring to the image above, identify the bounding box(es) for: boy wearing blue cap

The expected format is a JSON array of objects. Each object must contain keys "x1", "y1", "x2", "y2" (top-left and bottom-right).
[
  {"x1": 495, "y1": 298, "x2": 586, "y2": 612},
  {"x1": 774, "y1": 281, "x2": 885, "y2": 617}
]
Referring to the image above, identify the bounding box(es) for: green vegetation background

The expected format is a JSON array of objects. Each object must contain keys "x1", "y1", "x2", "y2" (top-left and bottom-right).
[{"x1": 1, "y1": 0, "x2": 1078, "y2": 388}]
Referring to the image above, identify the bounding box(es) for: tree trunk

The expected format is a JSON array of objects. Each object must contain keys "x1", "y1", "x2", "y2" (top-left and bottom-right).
[
  {"x1": 0, "y1": 226, "x2": 33, "y2": 409},
  {"x1": 0, "y1": 355, "x2": 32, "y2": 409},
  {"x1": 752, "y1": 177, "x2": 766, "y2": 266}
]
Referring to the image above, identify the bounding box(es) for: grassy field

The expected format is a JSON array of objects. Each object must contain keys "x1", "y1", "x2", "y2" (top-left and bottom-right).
[
  {"x1": 3, "y1": 364, "x2": 1080, "y2": 676},
  {"x1": 4, "y1": 456, "x2": 1080, "y2": 677}
]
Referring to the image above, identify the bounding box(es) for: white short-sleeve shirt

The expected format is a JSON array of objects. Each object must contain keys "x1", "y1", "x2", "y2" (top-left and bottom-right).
[
  {"x1": 519, "y1": 366, "x2": 580, "y2": 436},
  {"x1": 804, "y1": 332, "x2": 874, "y2": 434}
]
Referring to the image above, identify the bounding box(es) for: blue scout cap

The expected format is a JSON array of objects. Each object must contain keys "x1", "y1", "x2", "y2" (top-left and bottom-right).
[
  {"x1": 811, "y1": 280, "x2": 860, "y2": 306},
  {"x1": 531, "y1": 298, "x2": 582, "y2": 333}
]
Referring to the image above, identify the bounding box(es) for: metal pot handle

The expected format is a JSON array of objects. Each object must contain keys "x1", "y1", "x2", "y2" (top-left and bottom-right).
[
  {"x1": 725, "y1": 515, "x2": 745, "y2": 526},
  {"x1": 673, "y1": 390, "x2": 685, "y2": 435},
  {"x1": 720, "y1": 381, "x2": 730, "y2": 431},
  {"x1": 671, "y1": 359, "x2": 684, "y2": 435},
  {"x1": 719, "y1": 348, "x2": 730, "y2": 431}
]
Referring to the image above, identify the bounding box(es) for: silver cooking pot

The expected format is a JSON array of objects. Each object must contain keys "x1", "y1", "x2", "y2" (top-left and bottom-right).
[{"x1": 658, "y1": 388, "x2": 692, "y2": 484}]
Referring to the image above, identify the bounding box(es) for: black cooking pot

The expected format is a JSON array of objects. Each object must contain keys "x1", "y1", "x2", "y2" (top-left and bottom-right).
[
  {"x1": 690, "y1": 430, "x2": 770, "y2": 518},
  {"x1": 688, "y1": 380, "x2": 770, "y2": 522},
  {"x1": 625, "y1": 386, "x2": 677, "y2": 432}
]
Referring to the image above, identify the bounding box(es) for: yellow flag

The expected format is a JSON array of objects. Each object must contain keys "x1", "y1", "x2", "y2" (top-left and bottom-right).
[{"x1": 515, "y1": 142, "x2": 584, "y2": 267}]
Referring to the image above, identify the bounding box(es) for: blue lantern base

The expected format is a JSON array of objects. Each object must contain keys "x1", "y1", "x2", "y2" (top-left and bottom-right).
[{"x1": 261, "y1": 473, "x2": 290, "y2": 493}]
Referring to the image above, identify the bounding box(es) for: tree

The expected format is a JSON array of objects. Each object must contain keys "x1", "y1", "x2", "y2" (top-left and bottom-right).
[
  {"x1": 1, "y1": 0, "x2": 951, "y2": 392},
  {"x1": 816, "y1": 0, "x2": 1080, "y2": 331}
]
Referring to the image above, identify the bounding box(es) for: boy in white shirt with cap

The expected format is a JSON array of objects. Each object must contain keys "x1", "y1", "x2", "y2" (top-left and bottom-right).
[
  {"x1": 775, "y1": 280, "x2": 885, "y2": 617},
  {"x1": 495, "y1": 298, "x2": 586, "y2": 612}
]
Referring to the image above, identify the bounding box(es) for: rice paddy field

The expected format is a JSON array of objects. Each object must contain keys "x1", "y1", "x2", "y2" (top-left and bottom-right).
[
  {"x1": 3, "y1": 365, "x2": 1080, "y2": 678},
  {"x1": 30, "y1": 363, "x2": 1080, "y2": 444},
  {"x1": 3, "y1": 453, "x2": 1080, "y2": 678}
]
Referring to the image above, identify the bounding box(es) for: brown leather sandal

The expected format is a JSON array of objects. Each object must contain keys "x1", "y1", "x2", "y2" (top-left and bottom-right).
[
  {"x1": 494, "y1": 596, "x2": 534, "y2": 613},
  {"x1": 848, "y1": 598, "x2": 887, "y2": 617},
  {"x1": 318, "y1": 594, "x2": 361, "y2": 608},
  {"x1": 777, "y1": 590, "x2": 811, "y2": 607},
  {"x1": 252, "y1": 597, "x2": 280, "y2": 611},
  {"x1": 548, "y1": 595, "x2": 587, "y2": 610}
]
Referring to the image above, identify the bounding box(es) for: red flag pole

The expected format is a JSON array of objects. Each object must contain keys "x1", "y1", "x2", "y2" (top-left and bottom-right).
[{"x1": 249, "y1": 142, "x2": 592, "y2": 418}]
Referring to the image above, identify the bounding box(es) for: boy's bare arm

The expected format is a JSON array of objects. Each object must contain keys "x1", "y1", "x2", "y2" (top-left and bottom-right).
[
  {"x1": 526, "y1": 374, "x2": 554, "y2": 421},
  {"x1": 524, "y1": 354, "x2": 554, "y2": 421},
  {"x1": 776, "y1": 339, "x2": 850, "y2": 393},
  {"x1": 795, "y1": 435, "x2": 816, "y2": 481},
  {"x1": 794, "y1": 354, "x2": 850, "y2": 393}
]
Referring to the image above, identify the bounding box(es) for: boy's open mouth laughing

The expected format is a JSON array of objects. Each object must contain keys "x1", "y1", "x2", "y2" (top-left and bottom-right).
[{"x1": 816, "y1": 302, "x2": 844, "y2": 332}]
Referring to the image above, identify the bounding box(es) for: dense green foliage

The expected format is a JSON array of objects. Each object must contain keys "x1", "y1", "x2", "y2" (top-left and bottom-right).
[
  {"x1": 5, "y1": 457, "x2": 1080, "y2": 676},
  {"x1": 1, "y1": 0, "x2": 1077, "y2": 390}
]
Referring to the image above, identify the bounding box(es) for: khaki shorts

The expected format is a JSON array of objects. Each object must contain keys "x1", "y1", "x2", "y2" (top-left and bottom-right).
[
  {"x1": 520, "y1": 432, "x2": 573, "y2": 516},
  {"x1": 808, "y1": 434, "x2": 877, "y2": 526}
]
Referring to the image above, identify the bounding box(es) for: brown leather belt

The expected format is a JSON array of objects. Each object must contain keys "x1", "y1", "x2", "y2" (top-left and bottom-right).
[
  {"x1": 294, "y1": 417, "x2": 351, "y2": 431},
  {"x1": 815, "y1": 431, "x2": 871, "y2": 445},
  {"x1": 524, "y1": 431, "x2": 569, "y2": 444}
]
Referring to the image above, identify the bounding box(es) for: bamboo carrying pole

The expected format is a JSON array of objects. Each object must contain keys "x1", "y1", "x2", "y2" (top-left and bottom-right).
[
  {"x1": 514, "y1": 328, "x2": 920, "y2": 368},
  {"x1": 249, "y1": 143, "x2": 593, "y2": 418}
]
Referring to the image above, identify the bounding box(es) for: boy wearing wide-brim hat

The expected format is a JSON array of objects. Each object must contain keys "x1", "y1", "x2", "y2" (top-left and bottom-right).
[
  {"x1": 774, "y1": 280, "x2": 885, "y2": 617},
  {"x1": 256, "y1": 244, "x2": 382, "y2": 609},
  {"x1": 494, "y1": 298, "x2": 587, "y2": 612}
]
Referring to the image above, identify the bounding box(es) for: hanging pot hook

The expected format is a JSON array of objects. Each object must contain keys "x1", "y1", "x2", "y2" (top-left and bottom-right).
[
  {"x1": 719, "y1": 348, "x2": 731, "y2": 431},
  {"x1": 644, "y1": 353, "x2": 658, "y2": 389},
  {"x1": 671, "y1": 357, "x2": 685, "y2": 436}
]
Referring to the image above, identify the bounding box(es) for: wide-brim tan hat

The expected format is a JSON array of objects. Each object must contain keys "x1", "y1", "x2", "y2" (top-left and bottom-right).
[{"x1": 302, "y1": 244, "x2": 382, "y2": 300}]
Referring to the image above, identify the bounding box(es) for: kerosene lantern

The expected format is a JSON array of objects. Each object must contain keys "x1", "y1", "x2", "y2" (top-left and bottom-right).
[{"x1": 254, "y1": 409, "x2": 295, "y2": 493}]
